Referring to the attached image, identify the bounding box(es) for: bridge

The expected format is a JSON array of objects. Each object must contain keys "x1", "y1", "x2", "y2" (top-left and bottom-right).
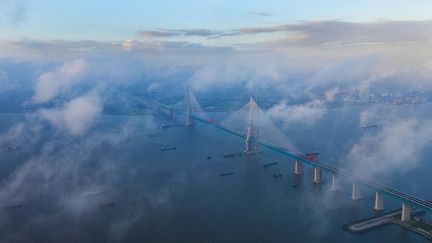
[{"x1": 122, "y1": 89, "x2": 432, "y2": 222}]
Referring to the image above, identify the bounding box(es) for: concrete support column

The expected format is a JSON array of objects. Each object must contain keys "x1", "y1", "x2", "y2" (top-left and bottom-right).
[
  {"x1": 373, "y1": 191, "x2": 385, "y2": 211},
  {"x1": 401, "y1": 203, "x2": 411, "y2": 221},
  {"x1": 331, "y1": 174, "x2": 338, "y2": 191},
  {"x1": 352, "y1": 181, "x2": 361, "y2": 200},
  {"x1": 313, "y1": 167, "x2": 321, "y2": 183},
  {"x1": 294, "y1": 160, "x2": 304, "y2": 175}
]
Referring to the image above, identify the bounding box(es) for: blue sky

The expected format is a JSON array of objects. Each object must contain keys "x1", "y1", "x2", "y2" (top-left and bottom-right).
[{"x1": 2, "y1": 0, "x2": 432, "y2": 41}]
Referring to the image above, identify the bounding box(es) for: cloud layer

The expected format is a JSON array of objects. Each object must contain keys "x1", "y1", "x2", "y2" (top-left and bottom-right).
[
  {"x1": 347, "y1": 119, "x2": 432, "y2": 177},
  {"x1": 267, "y1": 100, "x2": 326, "y2": 126},
  {"x1": 139, "y1": 20, "x2": 432, "y2": 49},
  {"x1": 38, "y1": 92, "x2": 102, "y2": 136},
  {"x1": 32, "y1": 59, "x2": 87, "y2": 104}
]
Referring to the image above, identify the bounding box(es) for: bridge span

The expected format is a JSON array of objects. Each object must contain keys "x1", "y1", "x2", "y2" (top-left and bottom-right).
[
  {"x1": 125, "y1": 92, "x2": 432, "y2": 221},
  {"x1": 188, "y1": 109, "x2": 432, "y2": 214}
]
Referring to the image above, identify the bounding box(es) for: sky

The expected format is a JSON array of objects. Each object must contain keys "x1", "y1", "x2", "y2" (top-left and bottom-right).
[
  {"x1": 2, "y1": 0, "x2": 432, "y2": 41},
  {"x1": 1, "y1": 1, "x2": 432, "y2": 99}
]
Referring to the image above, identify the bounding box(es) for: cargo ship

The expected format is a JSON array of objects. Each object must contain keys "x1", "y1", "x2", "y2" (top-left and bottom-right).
[
  {"x1": 160, "y1": 147, "x2": 176, "y2": 151},
  {"x1": 220, "y1": 172, "x2": 235, "y2": 177}
]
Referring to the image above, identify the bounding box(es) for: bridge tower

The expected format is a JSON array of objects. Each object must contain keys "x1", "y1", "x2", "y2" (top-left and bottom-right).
[
  {"x1": 245, "y1": 96, "x2": 259, "y2": 154},
  {"x1": 185, "y1": 88, "x2": 194, "y2": 126}
]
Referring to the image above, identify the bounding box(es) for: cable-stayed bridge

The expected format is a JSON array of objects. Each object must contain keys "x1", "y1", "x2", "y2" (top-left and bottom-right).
[{"x1": 121, "y1": 90, "x2": 432, "y2": 222}]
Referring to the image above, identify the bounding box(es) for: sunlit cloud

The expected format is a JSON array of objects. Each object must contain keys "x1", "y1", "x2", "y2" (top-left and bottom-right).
[
  {"x1": 32, "y1": 59, "x2": 86, "y2": 104},
  {"x1": 137, "y1": 20, "x2": 432, "y2": 49}
]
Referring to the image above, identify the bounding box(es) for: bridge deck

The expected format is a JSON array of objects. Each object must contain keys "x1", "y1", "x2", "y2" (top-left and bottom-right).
[{"x1": 133, "y1": 96, "x2": 432, "y2": 212}]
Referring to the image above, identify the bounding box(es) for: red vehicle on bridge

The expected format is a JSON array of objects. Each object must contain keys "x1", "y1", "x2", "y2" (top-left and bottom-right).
[{"x1": 303, "y1": 152, "x2": 319, "y2": 162}]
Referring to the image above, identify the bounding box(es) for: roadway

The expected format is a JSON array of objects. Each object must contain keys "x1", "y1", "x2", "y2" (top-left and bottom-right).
[
  {"x1": 124, "y1": 94, "x2": 432, "y2": 212},
  {"x1": 185, "y1": 107, "x2": 432, "y2": 211}
]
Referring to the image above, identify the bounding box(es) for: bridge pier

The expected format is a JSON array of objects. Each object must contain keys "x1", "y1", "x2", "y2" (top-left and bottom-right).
[
  {"x1": 401, "y1": 203, "x2": 411, "y2": 221},
  {"x1": 294, "y1": 160, "x2": 304, "y2": 175},
  {"x1": 331, "y1": 174, "x2": 338, "y2": 191},
  {"x1": 313, "y1": 167, "x2": 321, "y2": 183},
  {"x1": 352, "y1": 181, "x2": 361, "y2": 200},
  {"x1": 373, "y1": 191, "x2": 385, "y2": 211}
]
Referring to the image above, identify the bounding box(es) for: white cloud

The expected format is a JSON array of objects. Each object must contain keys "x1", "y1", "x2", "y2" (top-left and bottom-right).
[
  {"x1": 267, "y1": 100, "x2": 326, "y2": 126},
  {"x1": 359, "y1": 107, "x2": 380, "y2": 126},
  {"x1": 32, "y1": 59, "x2": 86, "y2": 104},
  {"x1": 325, "y1": 88, "x2": 339, "y2": 102},
  {"x1": 147, "y1": 81, "x2": 160, "y2": 92},
  {"x1": 38, "y1": 92, "x2": 102, "y2": 136},
  {"x1": 347, "y1": 119, "x2": 432, "y2": 177},
  {"x1": 0, "y1": 122, "x2": 24, "y2": 145}
]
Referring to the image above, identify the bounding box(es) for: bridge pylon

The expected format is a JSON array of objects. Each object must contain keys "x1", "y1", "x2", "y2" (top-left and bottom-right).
[
  {"x1": 245, "y1": 96, "x2": 260, "y2": 154},
  {"x1": 185, "y1": 88, "x2": 194, "y2": 126}
]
